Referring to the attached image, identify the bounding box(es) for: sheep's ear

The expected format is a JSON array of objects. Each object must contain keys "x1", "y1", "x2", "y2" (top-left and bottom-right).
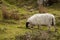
[{"x1": 26, "y1": 22, "x2": 29, "y2": 28}]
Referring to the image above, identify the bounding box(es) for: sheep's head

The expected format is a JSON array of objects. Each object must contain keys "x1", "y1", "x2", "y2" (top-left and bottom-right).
[
  {"x1": 26, "y1": 22, "x2": 30, "y2": 28},
  {"x1": 26, "y1": 22, "x2": 33, "y2": 29}
]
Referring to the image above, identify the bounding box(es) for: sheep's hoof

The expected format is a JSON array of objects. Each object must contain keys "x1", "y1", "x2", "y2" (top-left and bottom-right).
[
  {"x1": 55, "y1": 29, "x2": 58, "y2": 32},
  {"x1": 26, "y1": 27, "x2": 30, "y2": 29},
  {"x1": 47, "y1": 30, "x2": 51, "y2": 33},
  {"x1": 31, "y1": 26, "x2": 33, "y2": 28}
]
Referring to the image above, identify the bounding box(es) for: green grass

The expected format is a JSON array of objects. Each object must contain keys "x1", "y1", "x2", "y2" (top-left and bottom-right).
[{"x1": 0, "y1": 3, "x2": 60, "y2": 40}]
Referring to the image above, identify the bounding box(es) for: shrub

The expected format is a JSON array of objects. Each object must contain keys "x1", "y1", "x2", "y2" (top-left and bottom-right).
[
  {"x1": 1, "y1": 4, "x2": 20, "y2": 20},
  {"x1": 15, "y1": 30, "x2": 60, "y2": 40}
]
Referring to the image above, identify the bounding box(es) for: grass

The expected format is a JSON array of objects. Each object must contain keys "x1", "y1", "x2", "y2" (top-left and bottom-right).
[{"x1": 0, "y1": 3, "x2": 60, "y2": 40}]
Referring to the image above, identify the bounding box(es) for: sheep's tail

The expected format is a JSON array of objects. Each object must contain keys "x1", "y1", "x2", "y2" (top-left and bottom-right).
[
  {"x1": 52, "y1": 17, "x2": 55, "y2": 26},
  {"x1": 26, "y1": 22, "x2": 29, "y2": 28}
]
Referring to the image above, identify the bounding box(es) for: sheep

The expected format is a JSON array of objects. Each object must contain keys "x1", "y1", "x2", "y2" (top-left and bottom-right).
[{"x1": 26, "y1": 13, "x2": 57, "y2": 32}]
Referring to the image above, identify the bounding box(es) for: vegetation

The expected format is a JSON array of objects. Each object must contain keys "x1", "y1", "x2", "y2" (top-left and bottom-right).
[{"x1": 0, "y1": 0, "x2": 60, "y2": 40}]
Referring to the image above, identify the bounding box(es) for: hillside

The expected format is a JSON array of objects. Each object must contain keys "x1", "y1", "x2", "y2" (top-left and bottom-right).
[{"x1": 0, "y1": 0, "x2": 60, "y2": 40}]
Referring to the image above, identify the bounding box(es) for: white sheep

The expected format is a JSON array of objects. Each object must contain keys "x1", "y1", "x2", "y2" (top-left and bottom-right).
[{"x1": 26, "y1": 13, "x2": 57, "y2": 31}]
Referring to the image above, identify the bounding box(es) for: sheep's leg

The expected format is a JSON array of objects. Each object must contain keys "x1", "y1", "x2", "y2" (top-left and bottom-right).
[
  {"x1": 30, "y1": 24, "x2": 34, "y2": 29},
  {"x1": 54, "y1": 25, "x2": 57, "y2": 32},
  {"x1": 38, "y1": 25, "x2": 42, "y2": 30},
  {"x1": 31, "y1": 25, "x2": 33, "y2": 28},
  {"x1": 38, "y1": 25, "x2": 40, "y2": 29},
  {"x1": 48, "y1": 25, "x2": 51, "y2": 32}
]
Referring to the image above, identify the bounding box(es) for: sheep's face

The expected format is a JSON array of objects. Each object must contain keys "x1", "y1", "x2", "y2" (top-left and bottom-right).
[
  {"x1": 26, "y1": 22, "x2": 33, "y2": 29},
  {"x1": 26, "y1": 22, "x2": 30, "y2": 28}
]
